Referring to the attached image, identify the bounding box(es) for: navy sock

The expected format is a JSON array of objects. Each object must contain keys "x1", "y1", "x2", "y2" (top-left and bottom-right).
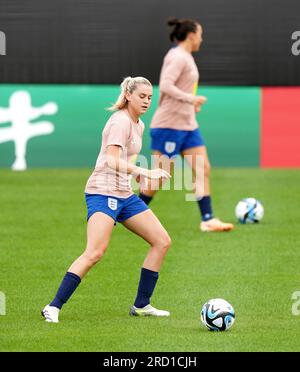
[
  {"x1": 134, "y1": 268, "x2": 159, "y2": 308},
  {"x1": 139, "y1": 192, "x2": 153, "y2": 205},
  {"x1": 50, "y1": 272, "x2": 81, "y2": 309},
  {"x1": 197, "y1": 195, "x2": 213, "y2": 221}
]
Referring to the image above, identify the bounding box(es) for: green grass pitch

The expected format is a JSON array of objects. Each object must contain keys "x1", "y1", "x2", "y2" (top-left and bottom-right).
[{"x1": 0, "y1": 168, "x2": 300, "y2": 352}]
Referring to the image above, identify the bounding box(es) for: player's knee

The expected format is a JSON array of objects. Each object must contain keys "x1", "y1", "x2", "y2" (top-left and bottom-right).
[
  {"x1": 84, "y1": 244, "x2": 107, "y2": 265},
  {"x1": 156, "y1": 234, "x2": 171, "y2": 253}
]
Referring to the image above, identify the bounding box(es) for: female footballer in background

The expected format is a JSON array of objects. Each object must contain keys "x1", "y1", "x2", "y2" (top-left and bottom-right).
[
  {"x1": 139, "y1": 18, "x2": 234, "y2": 232},
  {"x1": 42, "y1": 77, "x2": 171, "y2": 323}
]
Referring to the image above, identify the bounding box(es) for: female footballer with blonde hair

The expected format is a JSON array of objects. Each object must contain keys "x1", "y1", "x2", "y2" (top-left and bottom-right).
[
  {"x1": 139, "y1": 18, "x2": 234, "y2": 232},
  {"x1": 42, "y1": 77, "x2": 171, "y2": 322}
]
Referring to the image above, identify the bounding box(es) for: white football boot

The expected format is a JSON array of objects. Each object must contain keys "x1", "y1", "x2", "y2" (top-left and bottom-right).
[
  {"x1": 129, "y1": 304, "x2": 170, "y2": 317},
  {"x1": 41, "y1": 304, "x2": 60, "y2": 323},
  {"x1": 200, "y1": 218, "x2": 234, "y2": 232}
]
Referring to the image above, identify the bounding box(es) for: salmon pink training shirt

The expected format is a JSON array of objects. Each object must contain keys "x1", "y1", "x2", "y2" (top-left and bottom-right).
[
  {"x1": 85, "y1": 109, "x2": 144, "y2": 198},
  {"x1": 151, "y1": 46, "x2": 200, "y2": 131}
]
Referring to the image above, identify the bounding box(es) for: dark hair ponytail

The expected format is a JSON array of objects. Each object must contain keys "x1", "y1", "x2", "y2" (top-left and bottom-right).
[{"x1": 168, "y1": 17, "x2": 198, "y2": 42}]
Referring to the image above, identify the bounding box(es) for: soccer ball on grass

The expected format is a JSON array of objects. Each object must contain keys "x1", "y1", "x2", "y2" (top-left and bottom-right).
[
  {"x1": 201, "y1": 298, "x2": 235, "y2": 331},
  {"x1": 235, "y1": 198, "x2": 264, "y2": 224}
]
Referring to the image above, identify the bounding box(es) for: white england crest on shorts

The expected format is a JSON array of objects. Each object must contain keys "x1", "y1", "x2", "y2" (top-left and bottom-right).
[
  {"x1": 108, "y1": 198, "x2": 118, "y2": 211},
  {"x1": 164, "y1": 141, "x2": 176, "y2": 154}
]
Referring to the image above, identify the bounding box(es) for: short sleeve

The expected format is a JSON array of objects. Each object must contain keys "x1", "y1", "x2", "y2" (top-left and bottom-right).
[{"x1": 106, "y1": 120, "x2": 130, "y2": 150}]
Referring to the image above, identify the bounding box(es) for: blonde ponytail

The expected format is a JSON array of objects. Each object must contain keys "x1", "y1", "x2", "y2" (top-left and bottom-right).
[{"x1": 107, "y1": 76, "x2": 152, "y2": 111}]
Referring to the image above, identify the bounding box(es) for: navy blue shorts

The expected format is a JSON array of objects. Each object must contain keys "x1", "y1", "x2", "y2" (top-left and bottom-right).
[
  {"x1": 85, "y1": 193, "x2": 149, "y2": 223},
  {"x1": 150, "y1": 128, "x2": 205, "y2": 158}
]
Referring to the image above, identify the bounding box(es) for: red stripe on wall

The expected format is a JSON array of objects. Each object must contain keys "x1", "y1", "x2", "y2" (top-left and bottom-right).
[{"x1": 261, "y1": 87, "x2": 300, "y2": 168}]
